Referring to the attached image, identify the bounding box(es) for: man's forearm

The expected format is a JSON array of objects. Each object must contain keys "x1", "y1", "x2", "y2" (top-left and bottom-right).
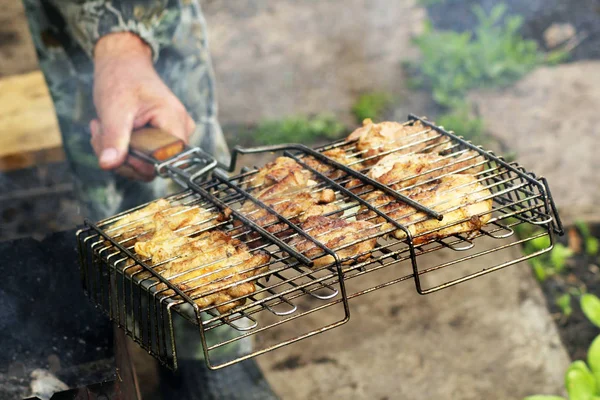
[{"x1": 94, "y1": 32, "x2": 153, "y2": 64}]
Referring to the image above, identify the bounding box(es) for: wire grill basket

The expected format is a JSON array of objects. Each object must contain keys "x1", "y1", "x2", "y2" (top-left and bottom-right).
[{"x1": 77, "y1": 115, "x2": 563, "y2": 370}]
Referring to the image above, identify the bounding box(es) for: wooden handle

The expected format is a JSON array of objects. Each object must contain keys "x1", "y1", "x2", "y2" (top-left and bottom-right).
[{"x1": 129, "y1": 127, "x2": 185, "y2": 161}]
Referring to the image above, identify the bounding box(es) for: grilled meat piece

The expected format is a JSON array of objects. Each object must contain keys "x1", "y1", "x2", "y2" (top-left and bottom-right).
[
  {"x1": 348, "y1": 119, "x2": 438, "y2": 164},
  {"x1": 128, "y1": 211, "x2": 270, "y2": 314},
  {"x1": 104, "y1": 199, "x2": 171, "y2": 243},
  {"x1": 288, "y1": 216, "x2": 379, "y2": 268},
  {"x1": 246, "y1": 157, "x2": 316, "y2": 198},
  {"x1": 156, "y1": 238, "x2": 270, "y2": 314},
  {"x1": 368, "y1": 151, "x2": 485, "y2": 188},
  {"x1": 345, "y1": 151, "x2": 485, "y2": 194},
  {"x1": 239, "y1": 189, "x2": 339, "y2": 235},
  {"x1": 303, "y1": 148, "x2": 363, "y2": 180},
  {"x1": 106, "y1": 200, "x2": 218, "y2": 246},
  {"x1": 298, "y1": 203, "x2": 342, "y2": 222},
  {"x1": 135, "y1": 216, "x2": 232, "y2": 263},
  {"x1": 347, "y1": 118, "x2": 405, "y2": 142},
  {"x1": 357, "y1": 174, "x2": 493, "y2": 244},
  {"x1": 238, "y1": 156, "x2": 343, "y2": 239}
]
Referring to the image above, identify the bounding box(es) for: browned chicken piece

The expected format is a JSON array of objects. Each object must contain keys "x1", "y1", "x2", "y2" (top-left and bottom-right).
[
  {"x1": 348, "y1": 119, "x2": 439, "y2": 164},
  {"x1": 250, "y1": 156, "x2": 306, "y2": 187},
  {"x1": 357, "y1": 174, "x2": 493, "y2": 244},
  {"x1": 303, "y1": 148, "x2": 363, "y2": 180},
  {"x1": 104, "y1": 199, "x2": 172, "y2": 243},
  {"x1": 347, "y1": 118, "x2": 405, "y2": 142},
  {"x1": 157, "y1": 239, "x2": 270, "y2": 314},
  {"x1": 298, "y1": 203, "x2": 342, "y2": 222},
  {"x1": 106, "y1": 199, "x2": 218, "y2": 245},
  {"x1": 345, "y1": 150, "x2": 485, "y2": 194},
  {"x1": 367, "y1": 151, "x2": 486, "y2": 189},
  {"x1": 238, "y1": 190, "x2": 339, "y2": 235},
  {"x1": 135, "y1": 216, "x2": 232, "y2": 263},
  {"x1": 245, "y1": 157, "x2": 316, "y2": 198},
  {"x1": 288, "y1": 216, "x2": 379, "y2": 268}
]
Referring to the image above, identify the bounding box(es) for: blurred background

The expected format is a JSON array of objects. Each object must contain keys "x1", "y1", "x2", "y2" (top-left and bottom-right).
[{"x1": 1, "y1": 0, "x2": 599, "y2": 399}]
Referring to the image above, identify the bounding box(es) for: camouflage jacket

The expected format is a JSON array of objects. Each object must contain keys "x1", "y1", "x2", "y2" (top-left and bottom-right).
[{"x1": 22, "y1": 0, "x2": 230, "y2": 221}]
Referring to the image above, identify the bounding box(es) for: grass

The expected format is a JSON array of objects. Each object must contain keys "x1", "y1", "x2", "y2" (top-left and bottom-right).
[
  {"x1": 252, "y1": 114, "x2": 345, "y2": 145},
  {"x1": 253, "y1": 92, "x2": 392, "y2": 146},
  {"x1": 436, "y1": 106, "x2": 485, "y2": 141},
  {"x1": 351, "y1": 92, "x2": 392, "y2": 124},
  {"x1": 416, "y1": 0, "x2": 446, "y2": 7}
]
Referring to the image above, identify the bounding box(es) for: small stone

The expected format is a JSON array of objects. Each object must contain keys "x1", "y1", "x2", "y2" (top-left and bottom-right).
[
  {"x1": 543, "y1": 23, "x2": 576, "y2": 49},
  {"x1": 566, "y1": 274, "x2": 578, "y2": 284},
  {"x1": 30, "y1": 369, "x2": 69, "y2": 399},
  {"x1": 568, "y1": 227, "x2": 582, "y2": 253},
  {"x1": 589, "y1": 264, "x2": 600, "y2": 274},
  {"x1": 47, "y1": 354, "x2": 61, "y2": 374},
  {"x1": 8, "y1": 362, "x2": 26, "y2": 378}
]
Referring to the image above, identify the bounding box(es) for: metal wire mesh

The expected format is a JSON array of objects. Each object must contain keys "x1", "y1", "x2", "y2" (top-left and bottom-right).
[{"x1": 77, "y1": 115, "x2": 563, "y2": 370}]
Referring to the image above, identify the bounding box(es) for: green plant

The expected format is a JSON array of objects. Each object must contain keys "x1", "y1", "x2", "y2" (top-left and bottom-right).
[
  {"x1": 411, "y1": 4, "x2": 542, "y2": 109},
  {"x1": 550, "y1": 244, "x2": 574, "y2": 273},
  {"x1": 351, "y1": 92, "x2": 392, "y2": 124},
  {"x1": 416, "y1": 0, "x2": 445, "y2": 6},
  {"x1": 582, "y1": 294, "x2": 600, "y2": 328},
  {"x1": 557, "y1": 293, "x2": 573, "y2": 318},
  {"x1": 437, "y1": 107, "x2": 485, "y2": 141},
  {"x1": 513, "y1": 228, "x2": 575, "y2": 282},
  {"x1": 576, "y1": 221, "x2": 600, "y2": 257},
  {"x1": 252, "y1": 114, "x2": 345, "y2": 145},
  {"x1": 525, "y1": 294, "x2": 600, "y2": 400},
  {"x1": 409, "y1": 3, "x2": 570, "y2": 142}
]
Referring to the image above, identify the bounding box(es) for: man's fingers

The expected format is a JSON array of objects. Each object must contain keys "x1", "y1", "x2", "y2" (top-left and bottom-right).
[
  {"x1": 97, "y1": 106, "x2": 135, "y2": 169},
  {"x1": 127, "y1": 155, "x2": 156, "y2": 180},
  {"x1": 92, "y1": 118, "x2": 156, "y2": 180},
  {"x1": 150, "y1": 106, "x2": 192, "y2": 144},
  {"x1": 90, "y1": 119, "x2": 102, "y2": 156},
  {"x1": 186, "y1": 115, "x2": 196, "y2": 138}
]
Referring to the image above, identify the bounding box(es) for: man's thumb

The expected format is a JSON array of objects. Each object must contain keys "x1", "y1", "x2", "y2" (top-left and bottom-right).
[{"x1": 97, "y1": 115, "x2": 134, "y2": 169}]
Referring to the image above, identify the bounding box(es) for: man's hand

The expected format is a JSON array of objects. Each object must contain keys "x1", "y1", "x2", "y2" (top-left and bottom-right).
[{"x1": 90, "y1": 32, "x2": 195, "y2": 180}]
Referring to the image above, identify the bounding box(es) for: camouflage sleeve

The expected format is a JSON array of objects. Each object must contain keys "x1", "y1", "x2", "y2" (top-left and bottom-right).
[{"x1": 46, "y1": 0, "x2": 177, "y2": 61}]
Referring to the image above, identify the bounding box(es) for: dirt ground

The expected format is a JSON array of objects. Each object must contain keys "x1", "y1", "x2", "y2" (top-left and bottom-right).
[
  {"x1": 539, "y1": 223, "x2": 600, "y2": 361},
  {"x1": 470, "y1": 61, "x2": 600, "y2": 226},
  {"x1": 254, "y1": 238, "x2": 570, "y2": 400}
]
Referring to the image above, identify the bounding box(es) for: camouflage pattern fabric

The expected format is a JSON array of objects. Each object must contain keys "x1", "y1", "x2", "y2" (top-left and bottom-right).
[
  {"x1": 22, "y1": 0, "x2": 230, "y2": 222},
  {"x1": 22, "y1": 0, "x2": 238, "y2": 362}
]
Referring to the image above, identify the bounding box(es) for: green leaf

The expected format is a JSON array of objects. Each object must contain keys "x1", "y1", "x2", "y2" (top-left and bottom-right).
[
  {"x1": 556, "y1": 293, "x2": 573, "y2": 317},
  {"x1": 523, "y1": 396, "x2": 566, "y2": 400},
  {"x1": 550, "y1": 244, "x2": 573, "y2": 273},
  {"x1": 489, "y1": 4, "x2": 507, "y2": 24},
  {"x1": 529, "y1": 235, "x2": 551, "y2": 252},
  {"x1": 576, "y1": 221, "x2": 592, "y2": 240},
  {"x1": 351, "y1": 92, "x2": 392, "y2": 123},
  {"x1": 546, "y1": 49, "x2": 570, "y2": 65},
  {"x1": 587, "y1": 237, "x2": 599, "y2": 257},
  {"x1": 531, "y1": 259, "x2": 547, "y2": 282},
  {"x1": 587, "y1": 334, "x2": 600, "y2": 385},
  {"x1": 566, "y1": 360, "x2": 597, "y2": 400},
  {"x1": 582, "y1": 294, "x2": 600, "y2": 328}
]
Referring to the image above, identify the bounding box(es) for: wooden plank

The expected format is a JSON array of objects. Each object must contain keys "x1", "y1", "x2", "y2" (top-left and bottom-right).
[{"x1": 0, "y1": 71, "x2": 64, "y2": 171}]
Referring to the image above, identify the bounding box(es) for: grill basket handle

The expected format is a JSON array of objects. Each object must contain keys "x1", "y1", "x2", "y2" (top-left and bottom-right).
[{"x1": 129, "y1": 127, "x2": 186, "y2": 163}]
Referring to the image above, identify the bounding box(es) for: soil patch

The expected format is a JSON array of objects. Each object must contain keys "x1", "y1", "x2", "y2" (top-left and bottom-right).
[{"x1": 538, "y1": 223, "x2": 600, "y2": 361}]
